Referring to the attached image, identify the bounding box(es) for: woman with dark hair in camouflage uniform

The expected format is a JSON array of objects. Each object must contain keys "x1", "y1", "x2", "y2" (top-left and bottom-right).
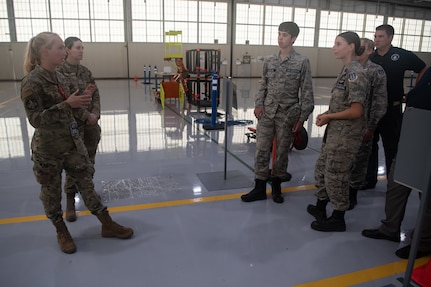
[
  {"x1": 21, "y1": 32, "x2": 133, "y2": 254},
  {"x1": 307, "y1": 31, "x2": 368, "y2": 232},
  {"x1": 57, "y1": 36, "x2": 102, "y2": 222}
]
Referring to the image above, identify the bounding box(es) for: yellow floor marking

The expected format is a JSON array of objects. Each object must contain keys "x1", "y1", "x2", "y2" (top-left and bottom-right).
[
  {"x1": 293, "y1": 257, "x2": 430, "y2": 287},
  {"x1": 1, "y1": 182, "x2": 427, "y2": 287},
  {"x1": 0, "y1": 96, "x2": 19, "y2": 109},
  {"x1": 0, "y1": 184, "x2": 315, "y2": 225}
]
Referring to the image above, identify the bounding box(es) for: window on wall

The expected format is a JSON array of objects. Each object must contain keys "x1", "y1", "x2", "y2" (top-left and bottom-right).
[
  {"x1": 14, "y1": 0, "x2": 124, "y2": 42},
  {"x1": 236, "y1": 3, "x2": 263, "y2": 45},
  {"x1": 164, "y1": 0, "x2": 198, "y2": 43},
  {"x1": 342, "y1": 12, "x2": 364, "y2": 35},
  {"x1": 51, "y1": 1, "x2": 91, "y2": 42},
  {"x1": 387, "y1": 17, "x2": 404, "y2": 47},
  {"x1": 341, "y1": 12, "x2": 384, "y2": 42},
  {"x1": 199, "y1": 1, "x2": 228, "y2": 44},
  {"x1": 403, "y1": 18, "x2": 423, "y2": 51},
  {"x1": 14, "y1": 0, "x2": 50, "y2": 41},
  {"x1": 132, "y1": 0, "x2": 227, "y2": 44},
  {"x1": 264, "y1": 5, "x2": 292, "y2": 45},
  {"x1": 263, "y1": 6, "x2": 316, "y2": 47},
  {"x1": 294, "y1": 8, "x2": 316, "y2": 47},
  {"x1": 318, "y1": 10, "x2": 342, "y2": 48},
  {"x1": 2, "y1": 0, "x2": 430, "y2": 50},
  {"x1": 0, "y1": 1, "x2": 9, "y2": 42},
  {"x1": 364, "y1": 14, "x2": 385, "y2": 40},
  {"x1": 131, "y1": 0, "x2": 163, "y2": 42},
  {"x1": 422, "y1": 20, "x2": 431, "y2": 52},
  {"x1": 89, "y1": 0, "x2": 124, "y2": 42}
]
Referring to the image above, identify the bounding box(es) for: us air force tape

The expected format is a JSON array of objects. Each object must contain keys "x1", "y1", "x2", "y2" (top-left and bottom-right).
[{"x1": 293, "y1": 126, "x2": 308, "y2": 150}]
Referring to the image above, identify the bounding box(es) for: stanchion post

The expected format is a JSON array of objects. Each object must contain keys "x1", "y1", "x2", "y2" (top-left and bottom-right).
[
  {"x1": 143, "y1": 65, "x2": 147, "y2": 83},
  {"x1": 211, "y1": 70, "x2": 218, "y2": 127},
  {"x1": 154, "y1": 65, "x2": 158, "y2": 89},
  {"x1": 148, "y1": 65, "x2": 152, "y2": 83},
  {"x1": 223, "y1": 77, "x2": 233, "y2": 180}
]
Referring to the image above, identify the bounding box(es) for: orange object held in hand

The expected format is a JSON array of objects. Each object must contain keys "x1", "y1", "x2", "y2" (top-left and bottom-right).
[{"x1": 82, "y1": 83, "x2": 96, "y2": 96}]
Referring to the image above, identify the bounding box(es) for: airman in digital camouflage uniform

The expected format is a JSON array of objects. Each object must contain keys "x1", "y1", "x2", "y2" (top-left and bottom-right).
[
  {"x1": 241, "y1": 22, "x2": 314, "y2": 204},
  {"x1": 57, "y1": 36, "x2": 102, "y2": 222},
  {"x1": 21, "y1": 32, "x2": 133, "y2": 254},
  {"x1": 348, "y1": 38, "x2": 387, "y2": 210},
  {"x1": 307, "y1": 31, "x2": 368, "y2": 232}
]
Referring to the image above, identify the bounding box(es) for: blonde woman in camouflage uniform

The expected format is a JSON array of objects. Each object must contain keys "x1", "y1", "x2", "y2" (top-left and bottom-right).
[
  {"x1": 57, "y1": 37, "x2": 102, "y2": 222},
  {"x1": 307, "y1": 31, "x2": 368, "y2": 232},
  {"x1": 241, "y1": 22, "x2": 314, "y2": 204},
  {"x1": 348, "y1": 38, "x2": 387, "y2": 210},
  {"x1": 21, "y1": 32, "x2": 133, "y2": 254}
]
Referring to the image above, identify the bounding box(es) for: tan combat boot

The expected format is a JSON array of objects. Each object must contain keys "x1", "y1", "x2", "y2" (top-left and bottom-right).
[
  {"x1": 53, "y1": 221, "x2": 76, "y2": 254},
  {"x1": 65, "y1": 193, "x2": 77, "y2": 222},
  {"x1": 96, "y1": 211, "x2": 134, "y2": 239}
]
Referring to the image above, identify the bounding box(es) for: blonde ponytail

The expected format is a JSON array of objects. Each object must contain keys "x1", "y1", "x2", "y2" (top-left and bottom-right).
[{"x1": 23, "y1": 32, "x2": 59, "y2": 74}]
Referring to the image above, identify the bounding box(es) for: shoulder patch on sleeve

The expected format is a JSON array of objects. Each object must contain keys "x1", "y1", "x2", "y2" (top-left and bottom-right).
[
  {"x1": 348, "y1": 72, "x2": 358, "y2": 82},
  {"x1": 25, "y1": 98, "x2": 39, "y2": 111},
  {"x1": 378, "y1": 69, "x2": 385, "y2": 76}
]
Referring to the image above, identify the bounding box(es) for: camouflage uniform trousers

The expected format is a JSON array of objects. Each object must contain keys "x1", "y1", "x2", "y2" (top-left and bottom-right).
[
  {"x1": 64, "y1": 123, "x2": 101, "y2": 194},
  {"x1": 254, "y1": 105, "x2": 299, "y2": 180},
  {"x1": 349, "y1": 134, "x2": 374, "y2": 190},
  {"x1": 315, "y1": 125, "x2": 363, "y2": 211},
  {"x1": 32, "y1": 149, "x2": 106, "y2": 223}
]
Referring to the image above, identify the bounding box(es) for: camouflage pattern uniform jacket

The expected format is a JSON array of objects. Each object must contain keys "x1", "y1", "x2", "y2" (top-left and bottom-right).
[
  {"x1": 21, "y1": 65, "x2": 106, "y2": 222},
  {"x1": 315, "y1": 60, "x2": 368, "y2": 210},
  {"x1": 21, "y1": 65, "x2": 85, "y2": 155},
  {"x1": 363, "y1": 59, "x2": 387, "y2": 132},
  {"x1": 349, "y1": 60, "x2": 387, "y2": 189},
  {"x1": 57, "y1": 61, "x2": 101, "y2": 163},
  {"x1": 57, "y1": 61, "x2": 101, "y2": 126},
  {"x1": 255, "y1": 50, "x2": 314, "y2": 121},
  {"x1": 253, "y1": 50, "x2": 314, "y2": 180}
]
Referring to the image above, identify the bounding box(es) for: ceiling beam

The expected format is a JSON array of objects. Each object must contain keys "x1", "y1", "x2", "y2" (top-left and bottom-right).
[{"x1": 362, "y1": 0, "x2": 431, "y2": 9}]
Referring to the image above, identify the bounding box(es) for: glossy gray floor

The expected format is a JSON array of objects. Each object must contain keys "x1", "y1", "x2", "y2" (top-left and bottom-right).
[{"x1": 0, "y1": 78, "x2": 426, "y2": 287}]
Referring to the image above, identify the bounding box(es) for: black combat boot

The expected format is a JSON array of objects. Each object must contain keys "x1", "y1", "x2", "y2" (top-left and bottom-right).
[
  {"x1": 347, "y1": 186, "x2": 358, "y2": 210},
  {"x1": 311, "y1": 210, "x2": 346, "y2": 232},
  {"x1": 241, "y1": 179, "x2": 267, "y2": 202},
  {"x1": 307, "y1": 199, "x2": 328, "y2": 221},
  {"x1": 271, "y1": 177, "x2": 283, "y2": 203}
]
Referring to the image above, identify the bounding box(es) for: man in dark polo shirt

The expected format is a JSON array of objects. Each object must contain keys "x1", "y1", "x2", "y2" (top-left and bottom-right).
[{"x1": 362, "y1": 24, "x2": 427, "y2": 190}]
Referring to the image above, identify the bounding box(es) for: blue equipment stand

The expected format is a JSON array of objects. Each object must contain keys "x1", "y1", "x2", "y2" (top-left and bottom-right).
[
  {"x1": 143, "y1": 65, "x2": 152, "y2": 85},
  {"x1": 203, "y1": 71, "x2": 224, "y2": 130}
]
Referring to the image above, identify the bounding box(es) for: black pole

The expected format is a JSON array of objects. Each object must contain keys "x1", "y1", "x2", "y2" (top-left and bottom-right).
[{"x1": 229, "y1": 0, "x2": 235, "y2": 78}]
